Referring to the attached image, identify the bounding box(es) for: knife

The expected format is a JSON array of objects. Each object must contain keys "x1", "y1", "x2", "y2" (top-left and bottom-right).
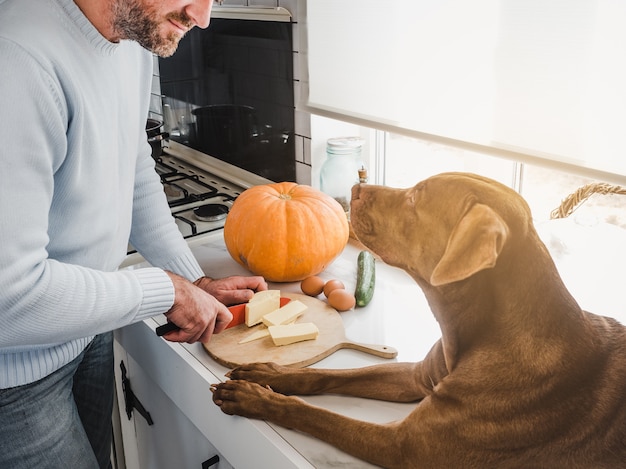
[
  {"x1": 155, "y1": 321, "x2": 180, "y2": 336},
  {"x1": 155, "y1": 298, "x2": 290, "y2": 337}
]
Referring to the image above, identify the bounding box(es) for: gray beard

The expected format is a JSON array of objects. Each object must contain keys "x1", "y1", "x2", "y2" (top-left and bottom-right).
[{"x1": 109, "y1": 0, "x2": 184, "y2": 57}]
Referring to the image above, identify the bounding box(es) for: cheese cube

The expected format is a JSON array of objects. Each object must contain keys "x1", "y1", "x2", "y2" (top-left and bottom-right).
[
  {"x1": 238, "y1": 327, "x2": 270, "y2": 344},
  {"x1": 268, "y1": 323, "x2": 319, "y2": 346},
  {"x1": 245, "y1": 290, "x2": 281, "y2": 326},
  {"x1": 261, "y1": 300, "x2": 307, "y2": 327}
]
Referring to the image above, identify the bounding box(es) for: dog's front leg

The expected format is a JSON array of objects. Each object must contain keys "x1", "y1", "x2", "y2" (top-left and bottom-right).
[
  {"x1": 225, "y1": 343, "x2": 448, "y2": 402},
  {"x1": 212, "y1": 379, "x2": 409, "y2": 468}
]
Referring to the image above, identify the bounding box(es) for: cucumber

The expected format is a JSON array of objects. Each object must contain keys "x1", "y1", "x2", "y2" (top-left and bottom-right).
[{"x1": 355, "y1": 250, "x2": 376, "y2": 307}]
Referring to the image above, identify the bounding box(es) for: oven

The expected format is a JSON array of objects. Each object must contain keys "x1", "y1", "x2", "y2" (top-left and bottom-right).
[
  {"x1": 158, "y1": 5, "x2": 295, "y2": 182},
  {"x1": 126, "y1": 6, "x2": 295, "y2": 262}
]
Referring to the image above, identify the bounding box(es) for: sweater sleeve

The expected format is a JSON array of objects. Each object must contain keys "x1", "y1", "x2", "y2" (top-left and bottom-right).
[{"x1": 129, "y1": 146, "x2": 205, "y2": 282}]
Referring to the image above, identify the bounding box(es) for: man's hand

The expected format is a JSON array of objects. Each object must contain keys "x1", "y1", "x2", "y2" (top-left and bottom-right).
[
  {"x1": 194, "y1": 275, "x2": 268, "y2": 306},
  {"x1": 162, "y1": 272, "x2": 234, "y2": 344}
]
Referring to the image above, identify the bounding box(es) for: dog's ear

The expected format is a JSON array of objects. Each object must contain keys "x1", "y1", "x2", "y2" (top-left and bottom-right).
[{"x1": 430, "y1": 203, "x2": 509, "y2": 286}]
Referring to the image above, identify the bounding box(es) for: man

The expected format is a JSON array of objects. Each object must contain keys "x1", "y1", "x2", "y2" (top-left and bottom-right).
[{"x1": 0, "y1": 0, "x2": 267, "y2": 467}]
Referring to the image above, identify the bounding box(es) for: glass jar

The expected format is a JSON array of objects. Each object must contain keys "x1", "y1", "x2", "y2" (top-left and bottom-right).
[{"x1": 320, "y1": 137, "x2": 365, "y2": 213}]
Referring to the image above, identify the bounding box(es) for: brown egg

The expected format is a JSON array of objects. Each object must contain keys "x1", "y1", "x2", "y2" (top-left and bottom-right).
[
  {"x1": 323, "y1": 279, "x2": 345, "y2": 298},
  {"x1": 300, "y1": 275, "x2": 325, "y2": 296},
  {"x1": 327, "y1": 289, "x2": 356, "y2": 311}
]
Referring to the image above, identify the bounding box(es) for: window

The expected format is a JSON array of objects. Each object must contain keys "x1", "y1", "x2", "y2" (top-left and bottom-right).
[
  {"x1": 311, "y1": 115, "x2": 626, "y2": 317},
  {"x1": 304, "y1": 1, "x2": 626, "y2": 323},
  {"x1": 304, "y1": 0, "x2": 626, "y2": 185},
  {"x1": 312, "y1": 114, "x2": 625, "y2": 225}
]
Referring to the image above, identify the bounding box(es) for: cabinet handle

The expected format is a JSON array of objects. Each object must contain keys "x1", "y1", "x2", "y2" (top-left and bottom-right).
[
  {"x1": 119, "y1": 360, "x2": 154, "y2": 425},
  {"x1": 201, "y1": 455, "x2": 219, "y2": 468}
]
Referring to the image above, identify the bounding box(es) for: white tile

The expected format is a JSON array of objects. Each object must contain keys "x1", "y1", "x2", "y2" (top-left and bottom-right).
[
  {"x1": 152, "y1": 54, "x2": 160, "y2": 76},
  {"x1": 296, "y1": 18, "x2": 308, "y2": 53},
  {"x1": 149, "y1": 94, "x2": 163, "y2": 115},
  {"x1": 150, "y1": 76, "x2": 161, "y2": 95},
  {"x1": 294, "y1": 80, "x2": 310, "y2": 109},
  {"x1": 295, "y1": 108, "x2": 311, "y2": 139},
  {"x1": 295, "y1": 135, "x2": 304, "y2": 163},
  {"x1": 295, "y1": 161, "x2": 312, "y2": 185},
  {"x1": 297, "y1": 42, "x2": 309, "y2": 81},
  {"x1": 303, "y1": 136, "x2": 311, "y2": 165},
  {"x1": 291, "y1": 23, "x2": 300, "y2": 52},
  {"x1": 293, "y1": 77, "x2": 301, "y2": 105},
  {"x1": 292, "y1": 51, "x2": 300, "y2": 81}
]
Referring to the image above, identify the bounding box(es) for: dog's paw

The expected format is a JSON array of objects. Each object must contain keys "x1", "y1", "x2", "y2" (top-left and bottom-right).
[{"x1": 211, "y1": 379, "x2": 296, "y2": 420}]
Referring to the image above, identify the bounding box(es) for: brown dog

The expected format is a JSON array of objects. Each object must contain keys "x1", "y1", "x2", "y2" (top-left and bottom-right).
[{"x1": 212, "y1": 173, "x2": 626, "y2": 468}]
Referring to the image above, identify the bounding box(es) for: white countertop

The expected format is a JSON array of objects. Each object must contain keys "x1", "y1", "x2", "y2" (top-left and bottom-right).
[
  {"x1": 194, "y1": 236, "x2": 442, "y2": 467},
  {"x1": 119, "y1": 220, "x2": 626, "y2": 468},
  {"x1": 185, "y1": 237, "x2": 441, "y2": 468},
  {"x1": 120, "y1": 233, "x2": 440, "y2": 468}
]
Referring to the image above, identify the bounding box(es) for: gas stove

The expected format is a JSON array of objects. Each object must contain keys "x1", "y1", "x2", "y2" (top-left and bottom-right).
[
  {"x1": 124, "y1": 141, "x2": 272, "y2": 266},
  {"x1": 155, "y1": 154, "x2": 241, "y2": 240}
]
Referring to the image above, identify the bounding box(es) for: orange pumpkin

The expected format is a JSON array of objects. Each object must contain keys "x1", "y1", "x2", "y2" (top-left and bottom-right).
[{"x1": 223, "y1": 182, "x2": 350, "y2": 282}]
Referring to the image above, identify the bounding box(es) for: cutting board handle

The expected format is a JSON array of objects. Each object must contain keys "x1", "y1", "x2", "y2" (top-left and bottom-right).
[{"x1": 341, "y1": 341, "x2": 398, "y2": 359}]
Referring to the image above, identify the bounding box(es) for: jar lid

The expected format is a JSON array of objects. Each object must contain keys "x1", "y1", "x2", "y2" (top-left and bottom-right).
[{"x1": 326, "y1": 136, "x2": 365, "y2": 149}]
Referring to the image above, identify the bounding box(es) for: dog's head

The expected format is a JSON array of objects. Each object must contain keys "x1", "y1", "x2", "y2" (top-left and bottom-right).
[{"x1": 350, "y1": 172, "x2": 534, "y2": 287}]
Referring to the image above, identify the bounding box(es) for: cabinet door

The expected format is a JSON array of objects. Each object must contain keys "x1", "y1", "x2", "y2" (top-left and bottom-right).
[{"x1": 113, "y1": 340, "x2": 232, "y2": 469}]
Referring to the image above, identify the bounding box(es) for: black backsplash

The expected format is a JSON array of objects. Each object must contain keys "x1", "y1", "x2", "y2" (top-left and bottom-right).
[{"x1": 159, "y1": 18, "x2": 295, "y2": 182}]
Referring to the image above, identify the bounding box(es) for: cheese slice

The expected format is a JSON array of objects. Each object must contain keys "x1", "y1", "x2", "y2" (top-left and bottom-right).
[
  {"x1": 268, "y1": 323, "x2": 319, "y2": 346},
  {"x1": 238, "y1": 327, "x2": 270, "y2": 344},
  {"x1": 245, "y1": 290, "x2": 281, "y2": 326},
  {"x1": 261, "y1": 300, "x2": 307, "y2": 327},
  {"x1": 249, "y1": 289, "x2": 280, "y2": 303}
]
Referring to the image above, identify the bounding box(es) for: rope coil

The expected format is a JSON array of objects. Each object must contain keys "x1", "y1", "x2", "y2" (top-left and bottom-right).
[{"x1": 550, "y1": 182, "x2": 626, "y2": 219}]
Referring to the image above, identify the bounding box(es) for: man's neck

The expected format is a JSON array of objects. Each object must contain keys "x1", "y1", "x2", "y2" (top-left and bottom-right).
[{"x1": 73, "y1": 0, "x2": 119, "y2": 42}]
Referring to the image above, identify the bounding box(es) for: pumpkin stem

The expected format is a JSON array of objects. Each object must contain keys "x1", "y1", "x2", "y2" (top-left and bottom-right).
[{"x1": 278, "y1": 193, "x2": 292, "y2": 200}]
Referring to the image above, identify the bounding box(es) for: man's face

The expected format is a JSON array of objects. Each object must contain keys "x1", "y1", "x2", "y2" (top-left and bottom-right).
[{"x1": 111, "y1": 0, "x2": 212, "y2": 57}]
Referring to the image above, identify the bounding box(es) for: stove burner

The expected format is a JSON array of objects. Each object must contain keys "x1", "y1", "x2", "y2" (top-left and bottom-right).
[{"x1": 193, "y1": 203, "x2": 229, "y2": 222}]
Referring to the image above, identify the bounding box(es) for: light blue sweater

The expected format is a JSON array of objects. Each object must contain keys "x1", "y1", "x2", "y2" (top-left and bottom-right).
[{"x1": 0, "y1": 0, "x2": 205, "y2": 387}]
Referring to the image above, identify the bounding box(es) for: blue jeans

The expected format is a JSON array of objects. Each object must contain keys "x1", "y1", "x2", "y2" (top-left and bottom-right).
[{"x1": 0, "y1": 333, "x2": 114, "y2": 469}]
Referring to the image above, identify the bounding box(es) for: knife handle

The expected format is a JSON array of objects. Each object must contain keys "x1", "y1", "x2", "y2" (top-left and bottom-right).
[{"x1": 155, "y1": 321, "x2": 180, "y2": 336}]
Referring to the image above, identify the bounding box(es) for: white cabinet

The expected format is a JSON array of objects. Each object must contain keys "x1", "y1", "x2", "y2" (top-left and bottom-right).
[
  {"x1": 112, "y1": 318, "x2": 315, "y2": 469},
  {"x1": 113, "y1": 339, "x2": 232, "y2": 469},
  {"x1": 112, "y1": 239, "x2": 430, "y2": 468}
]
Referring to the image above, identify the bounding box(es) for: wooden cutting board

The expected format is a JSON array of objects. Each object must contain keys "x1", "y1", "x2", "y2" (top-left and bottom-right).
[{"x1": 203, "y1": 292, "x2": 397, "y2": 368}]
